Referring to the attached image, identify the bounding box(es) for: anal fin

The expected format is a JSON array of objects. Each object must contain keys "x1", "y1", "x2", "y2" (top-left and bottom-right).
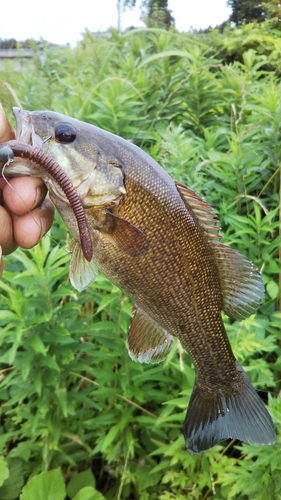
[{"x1": 127, "y1": 307, "x2": 174, "y2": 364}]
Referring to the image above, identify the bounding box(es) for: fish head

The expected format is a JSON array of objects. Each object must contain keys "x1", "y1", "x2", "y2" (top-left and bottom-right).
[{"x1": 9, "y1": 107, "x2": 125, "y2": 207}]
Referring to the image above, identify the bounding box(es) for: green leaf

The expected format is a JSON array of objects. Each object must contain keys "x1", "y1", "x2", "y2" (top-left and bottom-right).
[
  {"x1": 55, "y1": 388, "x2": 69, "y2": 418},
  {"x1": 136, "y1": 464, "x2": 161, "y2": 492},
  {"x1": 0, "y1": 436, "x2": 9, "y2": 453},
  {"x1": 20, "y1": 469, "x2": 66, "y2": 500},
  {"x1": 67, "y1": 470, "x2": 96, "y2": 499},
  {"x1": 72, "y1": 486, "x2": 106, "y2": 500},
  {"x1": 40, "y1": 356, "x2": 60, "y2": 371},
  {"x1": 95, "y1": 293, "x2": 119, "y2": 314},
  {"x1": 21, "y1": 355, "x2": 32, "y2": 381},
  {"x1": 266, "y1": 280, "x2": 279, "y2": 300},
  {"x1": 0, "y1": 459, "x2": 24, "y2": 499},
  {"x1": 0, "y1": 311, "x2": 19, "y2": 322},
  {"x1": 26, "y1": 336, "x2": 47, "y2": 355},
  {"x1": 138, "y1": 50, "x2": 192, "y2": 69},
  {"x1": 0, "y1": 456, "x2": 9, "y2": 488}
]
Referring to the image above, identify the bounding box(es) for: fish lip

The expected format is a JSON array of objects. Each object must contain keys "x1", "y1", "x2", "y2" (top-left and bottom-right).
[{"x1": 12, "y1": 107, "x2": 43, "y2": 149}]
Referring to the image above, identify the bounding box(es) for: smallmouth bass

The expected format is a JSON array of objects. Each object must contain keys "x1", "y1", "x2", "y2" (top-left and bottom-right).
[{"x1": 0, "y1": 107, "x2": 276, "y2": 454}]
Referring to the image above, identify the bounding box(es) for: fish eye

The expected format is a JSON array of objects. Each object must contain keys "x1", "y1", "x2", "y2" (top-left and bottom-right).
[{"x1": 54, "y1": 123, "x2": 77, "y2": 144}]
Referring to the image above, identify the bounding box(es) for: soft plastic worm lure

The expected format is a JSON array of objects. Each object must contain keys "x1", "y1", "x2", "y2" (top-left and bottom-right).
[{"x1": 0, "y1": 141, "x2": 93, "y2": 261}]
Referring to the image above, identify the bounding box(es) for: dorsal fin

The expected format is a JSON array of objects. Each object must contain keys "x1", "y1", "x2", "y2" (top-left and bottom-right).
[
  {"x1": 175, "y1": 182, "x2": 264, "y2": 320},
  {"x1": 212, "y1": 242, "x2": 265, "y2": 321},
  {"x1": 175, "y1": 181, "x2": 222, "y2": 241}
]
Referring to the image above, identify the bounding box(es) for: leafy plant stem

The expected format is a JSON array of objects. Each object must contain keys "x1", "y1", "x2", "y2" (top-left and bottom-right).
[
  {"x1": 70, "y1": 372, "x2": 158, "y2": 419},
  {"x1": 116, "y1": 440, "x2": 132, "y2": 500}
]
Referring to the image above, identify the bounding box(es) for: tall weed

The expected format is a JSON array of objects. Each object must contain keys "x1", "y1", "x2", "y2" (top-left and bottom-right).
[{"x1": 0, "y1": 25, "x2": 280, "y2": 499}]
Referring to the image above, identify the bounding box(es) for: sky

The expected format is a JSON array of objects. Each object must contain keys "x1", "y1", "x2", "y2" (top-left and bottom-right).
[{"x1": 0, "y1": 0, "x2": 231, "y2": 46}]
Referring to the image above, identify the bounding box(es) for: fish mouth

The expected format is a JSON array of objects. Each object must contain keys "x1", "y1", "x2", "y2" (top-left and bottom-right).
[{"x1": 13, "y1": 107, "x2": 44, "y2": 149}]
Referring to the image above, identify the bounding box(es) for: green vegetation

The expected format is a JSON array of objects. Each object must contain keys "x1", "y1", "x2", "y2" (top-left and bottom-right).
[{"x1": 0, "y1": 22, "x2": 280, "y2": 499}]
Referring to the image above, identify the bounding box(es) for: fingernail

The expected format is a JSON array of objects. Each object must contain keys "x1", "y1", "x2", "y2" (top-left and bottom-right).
[{"x1": 39, "y1": 217, "x2": 48, "y2": 239}]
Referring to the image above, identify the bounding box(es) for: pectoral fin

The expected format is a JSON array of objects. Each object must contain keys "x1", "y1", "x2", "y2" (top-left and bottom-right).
[
  {"x1": 127, "y1": 307, "x2": 174, "y2": 364},
  {"x1": 68, "y1": 240, "x2": 99, "y2": 292},
  {"x1": 90, "y1": 208, "x2": 149, "y2": 258}
]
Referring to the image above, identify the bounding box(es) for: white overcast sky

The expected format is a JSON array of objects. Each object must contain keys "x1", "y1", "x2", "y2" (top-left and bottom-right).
[{"x1": 0, "y1": 0, "x2": 231, "y2": 46}]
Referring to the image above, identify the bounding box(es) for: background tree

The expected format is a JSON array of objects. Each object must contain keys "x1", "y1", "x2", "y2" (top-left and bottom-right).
[
  {"x1": 142, "y1": 0, "x2": 174, "y2": 29},
  {"x1": 121, "y1": 0, "x2": 174, "y2": 29},
  {"x1": 227, "y1": 0, "x2": 267, "y2": 24},
  {"x1": 262, "y1": 0, "x2": 281, "y2": 27}
]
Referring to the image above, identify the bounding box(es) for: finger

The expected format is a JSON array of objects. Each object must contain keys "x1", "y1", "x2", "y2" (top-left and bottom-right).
[
  {"x1": 0, "y1": 178, "x2": 7, "y2": 191},
  {"x1": 2, "y1": 176, "x2": 48, "y2": 215},
  {"x1": 0, "y1": 179, "x2": 5, "y2": 203},
  {"x1": 12, "y1": 198, "x2": 54, "y2": 248},
  {"x1": 0, "y1": 104, "x2": 15, "y2": 141},
  {"x1": 0, "y1": 205, "x2": 17, "y2": 254}
]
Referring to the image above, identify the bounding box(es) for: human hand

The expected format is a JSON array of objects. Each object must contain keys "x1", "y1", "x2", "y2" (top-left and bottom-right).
[{"x1": 0, "y1": 104, "x2": 54, "y2": 277}]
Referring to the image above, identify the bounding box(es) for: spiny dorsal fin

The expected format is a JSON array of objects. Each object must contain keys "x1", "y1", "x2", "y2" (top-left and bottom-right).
[
  {"x1": 213, "y1": 242, "x2": 265, "y2": 321},
  {"x1": 127, "y1": 306, "x2": 174, "y2": 364},
  {"x1": 175, "y1": 181, "x2": 222, "y2": 241}
]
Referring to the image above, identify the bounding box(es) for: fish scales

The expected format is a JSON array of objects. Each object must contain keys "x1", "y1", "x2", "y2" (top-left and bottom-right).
[
  {"x1": 108, "y1": 175, "x2": 232, "y2": 380},
  {"x1": 0, "y1": 107, "x2": 275, "y2": 454},
  {"x1": 95, "y1": 177, "x2": 222, "y2": 348}
]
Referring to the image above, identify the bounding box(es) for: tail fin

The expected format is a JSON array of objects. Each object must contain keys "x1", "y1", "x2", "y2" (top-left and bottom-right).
[{"x1": 184, "y1": 363, "x2": 276, "y2": 455}]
